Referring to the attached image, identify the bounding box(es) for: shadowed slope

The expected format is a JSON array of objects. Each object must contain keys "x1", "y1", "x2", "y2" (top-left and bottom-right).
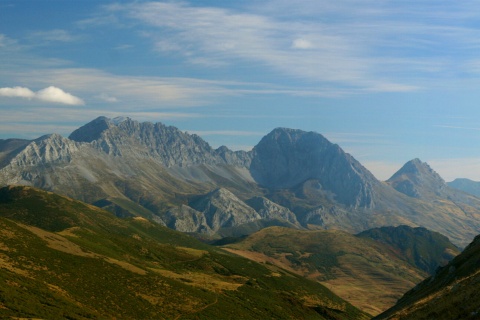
[{"x1": 375, "y1": 234, "x2": 480, "y2": 319}]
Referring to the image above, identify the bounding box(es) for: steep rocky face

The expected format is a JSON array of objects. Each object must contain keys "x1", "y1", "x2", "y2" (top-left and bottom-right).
[
  {"x1": 8, "y1": 134, "x2": 80, "y2": 167},
  {"x1": 250, "y1": 128, "x2": 379, "y2": 208},
  {"x1": 0, "y1": 138, "x2": 31, "y2": 168},
  {"x1": 68, "y1": 116, "x2": 114, "y2": 143},
  {"x1": 0, "y1": 134, "x2": 82, "y2": 187},
  {"x1": 387, "y1": 158, "x2": 447, "y2": 198},
  {"x1": 188, "y1": 188, "x2": 261, "y2": 231},
  {"x1": 245, "y1": 196, "x2": 299, "y2": 225}
]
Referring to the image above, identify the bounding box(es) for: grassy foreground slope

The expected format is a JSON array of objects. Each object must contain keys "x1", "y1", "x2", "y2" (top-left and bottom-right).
[
  {"x1": 375, "y1": 234, "x2": 480, "y2": 320},
  {"x1": 224, "y1": 226, "x2": 453, "y2": 316},
  {"x1": 0, "y1": 186, "x2": 368, "y2": 319}
]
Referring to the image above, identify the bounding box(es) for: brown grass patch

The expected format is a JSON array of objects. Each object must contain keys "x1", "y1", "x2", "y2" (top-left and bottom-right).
[
  {"x1": 17, "y1": 223, "x2": 97, "y2": 258},
  {"x1": 57, "y1": 227, "x2": 81, "y2": 238},
  {"x1": 103, "y1": 257, "x2": 147, "y2": 275},
  {"x1": 149, "y1": 268, "x2": 244, "y2": 291},
  {"x1": 0, "y1": 253, "x2": 31, "y2": 277}
]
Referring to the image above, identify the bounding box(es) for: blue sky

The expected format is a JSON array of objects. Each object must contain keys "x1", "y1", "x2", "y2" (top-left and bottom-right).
[{"x1": 2, "y1": 0, "x2": 480, "y2": 181}]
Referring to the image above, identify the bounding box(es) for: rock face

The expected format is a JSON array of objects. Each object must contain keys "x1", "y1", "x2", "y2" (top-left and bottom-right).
[
  {"x1": 250, "y1": 128, "x2": 378, "y2": 208},
  {"x1": 245, "y1": 196, "x2": 299, "y2": 225},
  {"x1": 162, "y1": 205, "x2": 212, "y2": 234},
  {"x1": 188, "y1": 188, "x2": 261, "y2": 231},
  {"x1": 387, "y1": 158, "x2": 447, "y2": 198}
]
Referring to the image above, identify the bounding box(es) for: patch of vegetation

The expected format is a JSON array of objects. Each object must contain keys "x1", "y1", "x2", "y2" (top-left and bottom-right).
[{"x1": 0, "y1": 186, "x2": 369, "y2": 319}]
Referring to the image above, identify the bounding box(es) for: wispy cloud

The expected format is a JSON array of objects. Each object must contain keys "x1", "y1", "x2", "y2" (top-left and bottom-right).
[
  {"x1": 435, "y1": 125, "x2": 480, "y2": 131},
  {"x1": 103, "y1": 1, "x2": 413, "y2": 92},
  {"x1": 0, "y1": 86, "x2": 84, "y2": 105},
  {"x1": 95, "y1": 1, "x2": 480, "y2": 93},
  {"x1": 28, "y1": 29, "x2": 78, "y2": 43}
]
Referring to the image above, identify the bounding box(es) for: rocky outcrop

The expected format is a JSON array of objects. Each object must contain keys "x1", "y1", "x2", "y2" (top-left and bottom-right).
[
  {"x1": 161, "y1": 205, "x2": 212, "y2": 234},
  {"x1": 245, "y1": 196, "x2": 299, "y2": 225},
  {"x1": 188, "y1": 188, "x2": 261, "y2": 231}
]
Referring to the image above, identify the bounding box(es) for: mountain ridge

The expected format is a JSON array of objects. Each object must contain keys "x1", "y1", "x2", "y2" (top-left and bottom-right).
[{"x1": 2, "y1": 116, "x2": 480, "y2": 246}]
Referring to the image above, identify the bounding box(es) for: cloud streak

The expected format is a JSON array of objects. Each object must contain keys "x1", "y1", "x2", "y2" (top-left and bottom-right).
[
  {"x1": 103, "y1": 1, "x2": 412, "y2": 92},
  {"x1": 94, "y1": 1, "x2": 480, "y2": 94},
  {"x1": 0, "y1": 86, "x2": 84, "y2": 105}
]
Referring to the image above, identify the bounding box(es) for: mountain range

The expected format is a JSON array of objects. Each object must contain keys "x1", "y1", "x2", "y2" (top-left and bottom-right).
[
  {"x1": 4, "y1": 116, "x2": 480, "y2": 318},
  {"x1": 2, "y1": 116, "x2": 480, "y2": 247}
]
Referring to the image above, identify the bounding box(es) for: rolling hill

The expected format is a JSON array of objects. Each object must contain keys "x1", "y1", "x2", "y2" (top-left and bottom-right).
[
  {"x1": 375, "y1": 233, "x2": 480, "y2": 319},
  {"x1": 0, "y1": 185, "x2": 368, "y2": 319},
  {"x1": 224, "y1": 226, "x2": 459, "y2": 316}
]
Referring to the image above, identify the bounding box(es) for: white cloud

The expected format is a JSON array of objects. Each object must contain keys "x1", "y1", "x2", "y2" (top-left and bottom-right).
[
  {"x1": 36, "y1": 86, "x2": 84, "y2": 105},
  {"x1": 0, "y1": 86, "x2": 84, "y2": 105},
  {"x1": 0, "y1": 86, "x2": 35, "y2": 99},
  {"x1": 292, "y1": 38, "x2": 313, "y2": 49}
]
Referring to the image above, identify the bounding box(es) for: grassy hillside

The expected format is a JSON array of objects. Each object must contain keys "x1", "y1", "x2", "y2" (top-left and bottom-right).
[
  {"x1": 0, "y1": 186, "x2": 368, "y2": 319},
  {"x1": 225, "y1": 226, "x2": 431, "y2": 316},
  {"x1": 375, "y1": 234, "x2": 480, "y2": 319},
  {"x1": 357, "y1": 225, "x2": 459, "y2": 274}
]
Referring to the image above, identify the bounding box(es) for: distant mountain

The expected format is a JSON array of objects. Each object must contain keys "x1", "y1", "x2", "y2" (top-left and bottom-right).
[
  {"x1": 387, "y1": 158, "x2": 447, "y2": 198},
  {"x1": 250, "y1": 128, "x2": 379, "y2": 208},
  {"x1": 448, "y1": 177, "x2": 480, "y2": 197},
  {"x1": 0, "y1": 186, "x2": 369, "y2": 319},
  {"x1": 2, "y1": 117, "x2": 480, "y2": 246},
  {"x1": 224, "y1": 225, "x2": 457, "y2": 316},
  {"x1": 357, "y1": 225, "x2": 459, "y2": 274},
  {"x1": 375, "y1": 233, "x2": 480, "y2": 320}
]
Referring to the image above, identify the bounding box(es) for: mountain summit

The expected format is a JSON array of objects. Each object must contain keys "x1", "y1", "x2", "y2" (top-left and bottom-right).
[
  {"x1": 250, "y1": 127, "x2": 379, "y2": 208},
  {"x1": 387, "y1": 158, "x2": 446, "y2": 198}
]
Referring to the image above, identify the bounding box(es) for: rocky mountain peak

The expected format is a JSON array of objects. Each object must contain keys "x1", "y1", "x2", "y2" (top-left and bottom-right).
[
  {"x1": 10, "y1": 133, "x2": 79, "y2": 167},
  {"x1": 68, "y1": 116, "x2": 114, "y2": 143},
  {"x1": 250, "y1": 127, "x2": 379, "y2": 208},
  {"x1": 387, "y1": 159, "x2": 446, "y2": 198}
]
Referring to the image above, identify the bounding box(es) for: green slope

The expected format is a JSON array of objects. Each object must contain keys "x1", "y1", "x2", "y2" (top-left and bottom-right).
[
  {"x1": 357, "y1": 225, "x2": 459, "y2": 274},
  {"x1": 375, "y1": 234, "x2": 480, "y2": 319},
  {"x1": 225, "y1": 226, "x2": 433, "y2": 316},
  {"x1": 0, "y1": 186, "x2": 368, "y2": 319}
]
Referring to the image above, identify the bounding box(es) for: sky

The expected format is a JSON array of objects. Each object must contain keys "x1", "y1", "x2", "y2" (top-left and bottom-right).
[{"x1": 2, "y1": 1, "x2": 480, "y2": 181}]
